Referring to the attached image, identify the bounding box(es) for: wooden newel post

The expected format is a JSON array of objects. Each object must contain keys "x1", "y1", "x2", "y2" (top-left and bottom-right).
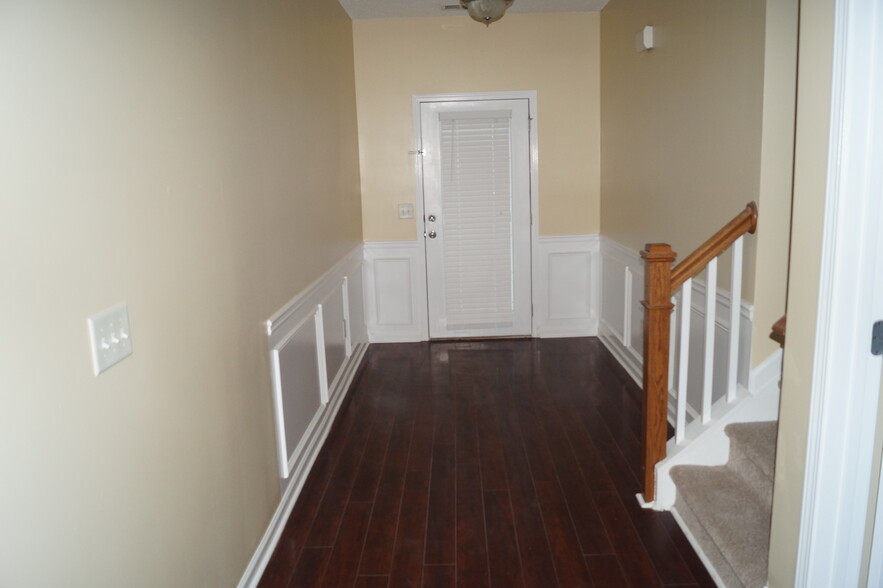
[{"x1": 640, "y1": 243, "x2": 677, "y2": 503}]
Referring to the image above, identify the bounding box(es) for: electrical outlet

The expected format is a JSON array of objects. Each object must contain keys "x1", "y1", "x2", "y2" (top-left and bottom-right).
[
  {"x1": 87, "y1": 303, "x2": 133, "y2": 375},
  {"x1": 397, "y1": 203, "x2": 414, "y2": 219}
]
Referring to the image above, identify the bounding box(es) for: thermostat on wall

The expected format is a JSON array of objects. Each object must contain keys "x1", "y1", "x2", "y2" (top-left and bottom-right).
[{"x1": 636, "y1": 26, "x2": 654, "y2": 52}]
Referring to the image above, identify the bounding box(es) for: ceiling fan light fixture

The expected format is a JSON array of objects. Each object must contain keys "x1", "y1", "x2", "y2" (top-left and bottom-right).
[{"x1": 459, "y1": 0, "x2": 514, "y2": 26}]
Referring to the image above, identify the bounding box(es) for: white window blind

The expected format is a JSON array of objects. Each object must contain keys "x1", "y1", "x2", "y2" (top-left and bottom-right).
[{"x1": 439, "y1": 111, "x2": 515, "y2": 329}]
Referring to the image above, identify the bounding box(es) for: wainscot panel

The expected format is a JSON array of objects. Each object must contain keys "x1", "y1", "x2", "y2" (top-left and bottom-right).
[
  {"x1": 599, "y1": 237, "x2": 754, "y2": 420},
  {"x1": 238, "y1": 246, "x2": 367, "y2": 588},
  {"x1": 533, "y1": 235, "x2": 600, "y2": 337},
  {"x1": 364, "y1": 241, "x2": 428, "y2": 342},
  {"x1": 364, "y1": 236, "x2": 601, "y2": 341}
]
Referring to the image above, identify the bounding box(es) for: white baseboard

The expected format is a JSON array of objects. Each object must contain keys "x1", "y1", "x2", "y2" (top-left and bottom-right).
[
  {"x1": 749, "y1": 346, "x2": 784, "y2": 399},
  {"x1": 237, "y1": 341, "x2": 367, "y2": 588},
  {"x1": 599, "y1": 321, "x2": 643, "y2": 386}
]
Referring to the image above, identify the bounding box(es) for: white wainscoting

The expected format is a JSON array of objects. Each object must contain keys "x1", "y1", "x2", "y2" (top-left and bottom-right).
[
  {"x1": 237, "y1": 246, "x2": 367, "y2": 588},
  {"x1": 533, "y1": 235, "x2": 600, "y2": 337},
  {"x1": 598, "y1": 237, "x2": 754, "y2": 416},
  {"x1": 364, "y1": 236, "x2": 601, "y2": 342},
  {"x1": 363, "y1": 241, "x2": 429, "y2": 342},
  {"x1": 599, "y1": 238, "x2": 646, "y2": 380}
]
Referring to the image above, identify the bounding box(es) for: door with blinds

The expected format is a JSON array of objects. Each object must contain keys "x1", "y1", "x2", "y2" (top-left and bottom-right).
[{"x1": 420, "y1": 99, "x2": 532, "y2": 338}]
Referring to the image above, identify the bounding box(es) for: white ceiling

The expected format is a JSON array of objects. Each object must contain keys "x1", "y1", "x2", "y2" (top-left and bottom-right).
[{"x1": 338, "y1": 0, "x2": 608, "y2": 20}]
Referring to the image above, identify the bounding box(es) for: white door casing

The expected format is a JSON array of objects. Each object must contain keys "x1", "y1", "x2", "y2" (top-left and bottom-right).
[
  {"x1": 791, "y1": 0, "x2": 883, "y2": 583},
  {"x1": 417, "y1": 96, "x2": 533, "y2": 339}
]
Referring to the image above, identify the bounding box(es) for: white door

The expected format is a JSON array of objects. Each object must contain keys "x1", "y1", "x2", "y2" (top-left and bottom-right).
[{"x1": 419, "y1": 99, "x2": 532, "y2": 339}]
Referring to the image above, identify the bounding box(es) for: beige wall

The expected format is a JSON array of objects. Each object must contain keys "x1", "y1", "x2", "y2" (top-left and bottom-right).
[
  {"x1": 600, "y1": 0, "x2": 797, "y2": 367},
  {"x1": 751, "y1": 0, "x2": 799, "y2": 364},
  {"x1": 600, "y1": 0, "x2": 765, "y2": 259},
  {"x1": 767, "y1": 0, "x2": 836, "y2": 583},
  {"x1": 353, "y1": 13, "x2": 600, "y2": 241},
  {"x1": 0, "y1": 1, "x2": 361, "y2": 586}
]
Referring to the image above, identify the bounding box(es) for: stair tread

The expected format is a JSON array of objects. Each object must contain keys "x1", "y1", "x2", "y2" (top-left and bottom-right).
[
  {"x1": 671, "y1": 464, "x2": 771, "y2": 588},
  {"x1": 725, "y1": 421, "x2": 778, "y2": 479}
]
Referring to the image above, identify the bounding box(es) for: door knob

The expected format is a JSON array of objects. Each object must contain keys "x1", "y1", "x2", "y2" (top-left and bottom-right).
[
  {"x1": 427, "y1": 214, "x2": 436, "y2": 222},
  {"x1": 427, "y1": 230, "x2": 437, "y2": 239}
]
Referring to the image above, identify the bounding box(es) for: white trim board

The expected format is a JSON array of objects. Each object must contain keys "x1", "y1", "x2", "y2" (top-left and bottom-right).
[
  {"x1": 238, "y1": 246, "x2": 369, "y2": 588},
  {"x1": 793, "y1": 0, "x2": 883, "y2": 582},
  {"x1": 364, "y1": 235, "x2": 602, "y2": 342}
]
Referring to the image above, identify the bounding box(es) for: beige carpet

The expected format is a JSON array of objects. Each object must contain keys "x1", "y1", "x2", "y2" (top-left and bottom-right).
[{"x1": 671, "y1": 421, "x2": 777, "y2": 588}]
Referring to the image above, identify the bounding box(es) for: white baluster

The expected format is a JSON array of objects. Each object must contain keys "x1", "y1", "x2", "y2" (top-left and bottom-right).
[
  {"x1": 669, "y1": 295, "x2": 677, "y2": 392},
  {"x1": 727, "y1": 237, "x2": 743, "y2": 403},
  {"x1": 702, "y1": 259, "x2": 717, "y2": 424},
  {"x1": 676, "y1": 280, "x2": 692, "y2": 443}
]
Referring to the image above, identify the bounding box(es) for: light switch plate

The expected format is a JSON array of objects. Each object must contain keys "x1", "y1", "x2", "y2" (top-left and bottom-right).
[
  {"x1": 87, "y1": 303, "x2": 133, "y2": 375},
  {"x1": 397, "y1": 203, "x2": 414, "y2": 219}
]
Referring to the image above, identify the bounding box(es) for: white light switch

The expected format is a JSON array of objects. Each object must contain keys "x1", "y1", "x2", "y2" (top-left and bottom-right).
[
  {"x1": 397, "y1": 203, "x2": 414, "y2": 219},
  {"x1": 88, "y1": 303, "x2": 133, "y2": 375}
]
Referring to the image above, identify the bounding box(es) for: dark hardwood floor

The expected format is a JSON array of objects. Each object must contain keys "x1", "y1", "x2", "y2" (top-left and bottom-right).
[{"x1": 257, "y1": 337, "x2": 715, "y2": 588}]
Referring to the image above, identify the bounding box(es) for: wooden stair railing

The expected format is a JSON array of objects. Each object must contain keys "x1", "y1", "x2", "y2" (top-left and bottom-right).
[{"x1": 640, "y1": 202, "x2": 758, "y2": 503}]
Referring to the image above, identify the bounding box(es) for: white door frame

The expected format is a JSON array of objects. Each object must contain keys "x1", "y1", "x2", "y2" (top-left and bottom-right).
[
  {"x1": 412, "y1": 91, "x2": 539, "y2": 338},
  {"x1": 793, "y1": 0, "x2": 883, "y2": 583}
]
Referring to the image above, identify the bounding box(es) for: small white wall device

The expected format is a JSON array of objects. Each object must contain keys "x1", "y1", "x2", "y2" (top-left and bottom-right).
[{"x1": 636, "y1": 26, "x2": 654, "y2": 52}]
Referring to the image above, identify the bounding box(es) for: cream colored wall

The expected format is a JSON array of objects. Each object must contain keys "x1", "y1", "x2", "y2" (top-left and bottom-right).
[
  {"x1": 767, "y1": 0, "x2": 836, "y2": 583},
  {"x1": 751, "y1": 0, "x2": 799, "y2": 364},
  {"x1": 353, "y1": 13, "x2": 600, "y2": 240},
  {"x1": 600, "y1": 0, "x2": 765, "y2": 260},
  {"x1": 600, "y1": 0, "x2": 797, "y2": 367},
  {"x1": 0, "y1": 2, "x2": 361, "y2": 586}
]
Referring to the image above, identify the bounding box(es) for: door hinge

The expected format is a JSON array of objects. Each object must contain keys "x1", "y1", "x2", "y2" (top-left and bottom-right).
[
  {"x1": 872, "y1": 321, "x2": 883, "y2": 356},
  {"x1": 531, "y1": 303, "x2": 534, "y2": 317},
  {"x1": 409, "y1": 149, "x2": 425, "y2": 156}
]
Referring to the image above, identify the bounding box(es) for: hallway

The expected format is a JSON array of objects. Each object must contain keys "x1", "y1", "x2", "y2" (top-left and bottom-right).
[{"x1": 258, "y1": 338, "x2": 715, "y2": 587}]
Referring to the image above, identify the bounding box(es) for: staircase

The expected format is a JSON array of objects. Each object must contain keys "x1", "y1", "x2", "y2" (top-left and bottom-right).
[
  {"x1": 632, "y1": 203, "x2": 782, "y2": 585},
  {"x1": 671, "y1": 421, "x2": 777, "y2": 587}
]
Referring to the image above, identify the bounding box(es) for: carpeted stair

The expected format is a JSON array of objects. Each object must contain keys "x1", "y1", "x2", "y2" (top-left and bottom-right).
[{"x1": 670, "y1": 421, "x2": 778, "y2": 587}]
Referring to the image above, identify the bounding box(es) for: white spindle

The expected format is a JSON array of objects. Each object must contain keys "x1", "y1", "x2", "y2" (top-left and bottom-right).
[
  {"x1": 676, "y1": 280, "x2": 692, "y2": 443},
  {"x1": 702, "y1": 259, "x2": 717, "y2": 424},
  {"x1": 727, "y1": 237, "x2": 743, "y2": 403},
  {"x1": 668, "y1": 295, "x2": 677, "y2": 392}
]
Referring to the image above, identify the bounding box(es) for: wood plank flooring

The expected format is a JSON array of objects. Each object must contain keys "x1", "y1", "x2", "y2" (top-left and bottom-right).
[{"x1": 258, "y1": 337, "x2": 715, "y2": 588}]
